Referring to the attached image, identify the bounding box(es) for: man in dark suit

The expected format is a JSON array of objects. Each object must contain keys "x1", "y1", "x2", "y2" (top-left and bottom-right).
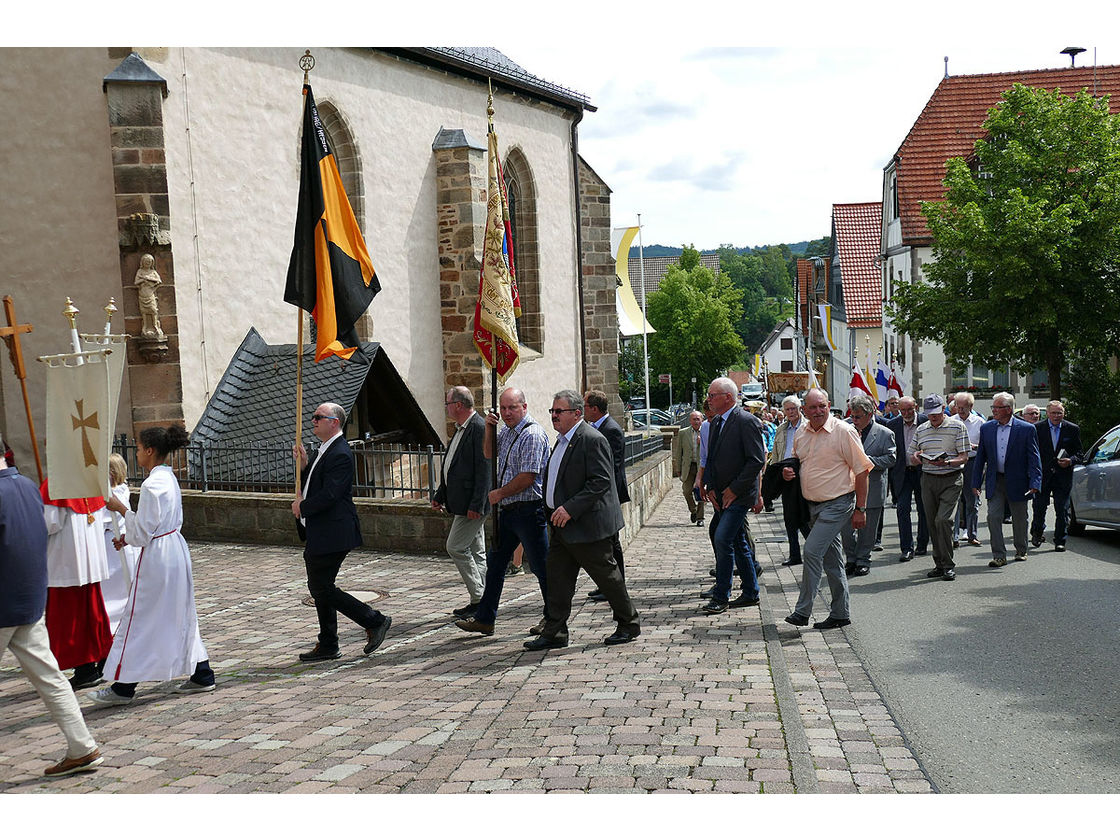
[
  {"x1": 1031, "y1": 400, "x2": 1083, "y2": 551},
  {"x1": 524, "y1": 390, "x2": 640, "y2": 650},
  {"x1": 886, "y1": 396, "x2": 929, "y2": 562},
  {"x1": 293, "y1": 402, "x2": 391, "y2": 662},
  {"x1": 971, "y1": 392, "x2": 1042, "y2": 566},
  {"x1": 432, "y1": 386, "x2": 490, "y2": 617},
  {"x1": 700, "y1": 377, "x2": 766, "y2": 615},
  {"x1": 582, "y1": 389, "x2": 629, "y2": 602}
]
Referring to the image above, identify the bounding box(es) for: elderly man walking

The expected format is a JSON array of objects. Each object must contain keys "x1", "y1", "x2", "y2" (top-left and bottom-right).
[
  {"x1": 952, "y1": 392, "x2": 985, "y2": 547},
  {"x1": 672, "y1": 410, "x2": 705, "y2": 527},
  {"x1": 887, "y1": 397, "x2": 929, "y2": 562},
  {"x1": 1031, "y1": 400, "x2": 1083, "y2": 552},
  {"x1": 770, "y1": 396, "x2": 810, "y2": 567},
  {"x1": 842, "y1": 393, "x2": 896, "y2": 577},
  {"x1": 971, "y1": 392, "x2": 1041, "y2": 567},
  {"x1": 908, "y1": 394, "x2": 972, "y2": 581},
  {"x1": 1, "y1": 431, "x2": 102, "y2": 776},
  {"x1": 431, "y1": 386, "x2": 490, "y2": 618},
  {"x1": 782, "y1": 389, "x2": 872, "y2": 629}
]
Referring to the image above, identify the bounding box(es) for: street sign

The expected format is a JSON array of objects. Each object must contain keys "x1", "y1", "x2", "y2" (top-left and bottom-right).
[{"x1": 658, "y1": 373, "x2": 671, "y2": 384}]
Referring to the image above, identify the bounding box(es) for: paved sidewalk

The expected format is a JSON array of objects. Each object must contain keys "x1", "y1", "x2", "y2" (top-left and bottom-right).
[{"x1": 1, "y1": 490, "x2": 932, "y2": 793}]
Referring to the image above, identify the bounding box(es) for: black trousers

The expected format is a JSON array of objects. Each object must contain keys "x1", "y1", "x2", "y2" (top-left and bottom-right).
[
  {"x1": 542, "y1": 533, "x2": 639, "y2": 644},
  {"x1": 305, "y1": 549, "x2": 386, "y2": 650}
]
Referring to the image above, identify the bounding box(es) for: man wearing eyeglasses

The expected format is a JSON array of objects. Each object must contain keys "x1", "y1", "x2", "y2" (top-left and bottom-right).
[
  {"x1": 524, "y1": 390, "x2": 639, "y2": 650},
  {"x1": 292, "y1": 403, "x2": 392, "y2": 662}
]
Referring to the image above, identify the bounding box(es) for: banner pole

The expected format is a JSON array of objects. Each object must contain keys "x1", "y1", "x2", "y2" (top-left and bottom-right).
[{"x1": 295, "y1": 309, "x2": 304, "y2": 495}]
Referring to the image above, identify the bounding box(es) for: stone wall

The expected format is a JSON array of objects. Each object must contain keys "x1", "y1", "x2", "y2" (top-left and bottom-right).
[{"x1": 176, "y1": 450, "x2": 672, "y2": 555}]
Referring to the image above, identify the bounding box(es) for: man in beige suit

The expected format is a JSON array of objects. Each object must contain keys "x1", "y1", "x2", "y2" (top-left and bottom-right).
[{"x1": 672, "y1": 410, "x2": 705, "y2": 526}]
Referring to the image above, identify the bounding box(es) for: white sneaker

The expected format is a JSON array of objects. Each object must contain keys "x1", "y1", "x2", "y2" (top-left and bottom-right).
[
  {"x1": 174, "y1": 680, "x2": 216, "y2": 694},
  {"x1": 88, "y1": 686, "x2": 132, "y2": 706}
]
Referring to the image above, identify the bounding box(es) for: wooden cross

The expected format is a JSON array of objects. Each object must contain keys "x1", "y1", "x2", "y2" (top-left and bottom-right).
[
  {"x1": 0, "y1": 295, "x2": 43, "y2": 481},
  {"x1": 71, "y1": 398, "x2": 100, "y2": 469}
]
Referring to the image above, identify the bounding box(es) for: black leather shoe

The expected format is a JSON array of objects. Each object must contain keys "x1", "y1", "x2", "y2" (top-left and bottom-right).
[
  {"x1": 695, "y1": 518, "x2": 704, "y2": 527},
  {"x1": 728, "y1": 593, "x2": 760, "y2": 608},
  {"x1": 926, "y1": 568, "x2": 944, "y2": 578},
  {"x1": 1054, "y1": 543, "x2": 1066, "y2": 552},
  {"x1": 813, "y1": 616, "x2": 852, "y2": 630},
  {"x1": 690, "y1": 512, "x2": 697, "y2": 523},
  {"x1": 364, "y1": 616, "x2": 392, "y2": 656},
  {"x1": 914, "y1": 548, "x2": 928, "y2": 557},
  {"x1": 587, "y1": 589, "x2": 608, "y2": 602},
  {"x1": 784, "y1": 613, "x2": 809, "y2": 627},
  {"x1": 852, "y1": 566, "x2": 870, "y2": 576},
  {"x1": 523, "y1": 635, "x2": 567, "y2": 651},
  {"x1": 709, "y1": 568, "x2": 717, "y2": 578},
  {"x1": 451, "y1": 602, "x2": 479, "y2": 618},
  {"x1": 701, "y1": 599, "x2": 728, "y2": 614},
  {"x1": 845, "y1": 562, "x2": 857, "y2": 574},
  {"x1": 754, "y1": 563, "x2": 763, "y2": 577},
  {"x1": 942, "y1": 569, "x2": 956, "y2": 581},
  {"x1": 781, "y1": 558, "x2": 802, "y2": 567},
  {"x1": 1031, "y1": 535, "x2": 1044, "y2": 547},
  {"x1": 700, "y1": 586, "x2": 716, "y2": 599},
  {"x1": 900, "y1": 551, "x2": 914, "y2": 563},
  {"x1": 603, "y1": 628, "x2": 639, "y2": 645},
  {"x1": 299, "y1": 644, "x2": 342, "y2": 663}
]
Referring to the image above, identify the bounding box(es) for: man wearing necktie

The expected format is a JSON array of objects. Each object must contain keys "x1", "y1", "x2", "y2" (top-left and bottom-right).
[
  {"x1": 524, "y1": 390, "x2": 640, "y2": 650},
  {"x1": 1031, "y1": 400, "x2": 1083, "y2": 551}
]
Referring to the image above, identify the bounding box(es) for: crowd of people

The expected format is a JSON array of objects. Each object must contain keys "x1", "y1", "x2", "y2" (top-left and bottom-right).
[{"x1": 0, "y1": 380, "x2": 1084, "y2": 779}]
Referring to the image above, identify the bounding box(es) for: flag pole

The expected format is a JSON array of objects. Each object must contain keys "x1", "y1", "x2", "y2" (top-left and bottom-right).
[
  {"x1": 294, "y1": 51, "x2": 314, "y2": 496},
  {"x1": 637, "y1": 214, "x2": 650, "y2": 421},
  {"x1": 1, "y1": 295, "x2": 44, "y2": 482},
  {"x1": 487, "y1": 79, "x2": 500, "y2": 533}
]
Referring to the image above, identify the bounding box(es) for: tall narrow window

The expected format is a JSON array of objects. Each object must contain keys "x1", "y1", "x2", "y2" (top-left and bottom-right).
[{"x1": 501, "y1": 147, "x2": 542, "y2": 352}]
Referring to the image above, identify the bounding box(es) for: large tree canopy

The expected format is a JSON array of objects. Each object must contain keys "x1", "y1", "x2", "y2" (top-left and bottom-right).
[
  {"x1": 646, "y1": 246, "x2": 745, "y2": 392},
  {"x1": 889, "y1": 83, "x2": 1120, "y2": 399}
]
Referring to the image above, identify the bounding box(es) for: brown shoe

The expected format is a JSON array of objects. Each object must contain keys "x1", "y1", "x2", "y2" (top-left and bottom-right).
[
  {"x1": 527, "y1": 621, "x2": 544, "y2": 635},
  {"x1": 455, "y1": 618, "x2": 494, "y2": 636},
  {"x1": 44, "y1": 748, "x2": 103, "y2": 777}
]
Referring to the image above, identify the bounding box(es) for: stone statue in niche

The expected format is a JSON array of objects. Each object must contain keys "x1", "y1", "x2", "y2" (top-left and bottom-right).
[{"x1": 135, "y1": 254, "x2": 165, "y2": 339}]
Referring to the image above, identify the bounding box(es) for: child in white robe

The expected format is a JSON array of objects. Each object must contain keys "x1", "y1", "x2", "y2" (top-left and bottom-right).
[
  {"x1": 89, "y1": 425, "x2": 215, "y2": 705},
  {"x1": 100, "y1": 454, "x2": 138, "y2": 633}
]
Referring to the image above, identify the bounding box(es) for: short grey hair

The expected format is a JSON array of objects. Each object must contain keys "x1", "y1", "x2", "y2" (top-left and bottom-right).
[
  {"x1": 992, "y1": 392, "x2": 1015, "y2": 410},
  {"x1": 1022, "y1": 403, "x2": 1041, "y2": 416},
  {"x1": 848, "y1": 392, "x2": 875, "y2": 415},
  {"x1": 781, "y1": 395, "x2": 801, "y2": 409},
  {"x1": 553, "y1": 389, "x2": 584, "y2": 412},
  {"x1": 710, "y1": 376, "x2": 737, "y2": 396},
  {"x1": 953, "y1": 391, "x2": 975, "y2": 409},
  {"x1": 322, "y1": 402, "x2": 346, "y2": 425},
  {"x1": 447, "y1": 385, "x2": 474, "y2": 409}
]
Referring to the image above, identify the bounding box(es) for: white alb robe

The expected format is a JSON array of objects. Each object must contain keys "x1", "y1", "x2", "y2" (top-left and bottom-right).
[
  {"x1": 44, "y1": 502, "x2": 110, "y2": 587},
  {"x1": 100, "y1": 483, "x2": 140, "y2": 633},
  {"x1": 102, "y1": 466, "x2": 208, "y2": 683}
]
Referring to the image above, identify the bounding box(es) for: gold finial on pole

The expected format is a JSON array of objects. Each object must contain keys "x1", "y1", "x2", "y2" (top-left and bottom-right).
[
  {"x1": 63, "y1": 297, "x2": 79, "y2": 330},
  {"x1": 104, "y1": 297, "x2": 117, "y2": 335},
  {"x1": 300, "y1": 50, "x2": 315, "y2": 86}
]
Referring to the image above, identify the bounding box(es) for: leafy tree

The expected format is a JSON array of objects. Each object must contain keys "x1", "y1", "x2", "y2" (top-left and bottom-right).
[
  {"x1": 646, "y1": 246, "x2": 745, "y2": 394},
  {"x1": 889, "y1": 83, "x2": 1120, "y2": 399},
  {"x1": 1065, "y1": 347, "x2": 1120, "y2": 446}
]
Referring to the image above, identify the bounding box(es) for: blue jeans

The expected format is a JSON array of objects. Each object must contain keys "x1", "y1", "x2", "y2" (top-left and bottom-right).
[
  {"x1": 896, "y1": 468, "x2": 929, "y2": 553},
  {"x1": 711, "y1": 503, "x2": 758, "y2": 602},
  {"x1": 474, "y1": 502, "x2": 550, "y2": 626}
]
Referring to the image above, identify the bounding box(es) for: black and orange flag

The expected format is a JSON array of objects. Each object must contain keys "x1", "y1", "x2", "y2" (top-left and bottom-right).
[{"x1": 284, "y1": 85, "x2": 379, "y2": 362}]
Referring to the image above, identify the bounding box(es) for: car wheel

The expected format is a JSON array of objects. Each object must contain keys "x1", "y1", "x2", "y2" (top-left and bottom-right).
[{"x1": 1068, "y1": 501, "x2": 1086, "y2": 536}]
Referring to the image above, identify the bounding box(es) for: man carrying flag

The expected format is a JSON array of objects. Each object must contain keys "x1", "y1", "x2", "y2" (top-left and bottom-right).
[{"x1": 284, "y1": 84, "x2": 379, "y2": 363}]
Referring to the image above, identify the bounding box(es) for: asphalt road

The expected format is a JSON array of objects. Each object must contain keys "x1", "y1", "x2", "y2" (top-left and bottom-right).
[{"x1": 835, "y1": 503, "x2": 1120, "y2": 793}]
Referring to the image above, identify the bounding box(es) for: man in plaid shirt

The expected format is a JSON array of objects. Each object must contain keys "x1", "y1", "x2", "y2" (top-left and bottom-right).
[{"x1": 456, "y1": 387, "x2": 552, "y2": 637}]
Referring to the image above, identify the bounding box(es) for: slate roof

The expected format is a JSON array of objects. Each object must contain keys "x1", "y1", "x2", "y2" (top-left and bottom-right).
[
  {"x1": 892, "y1": 64, "x2": 1120, "y2": 245},
  {"x1": 190, "y1": 328, "x2": 438, "y2": 485},
  {"x1": 628, "y1": 254, "x2": 722, "y2": 302},
  {"x1": 381, "y1": 48, "x2": 593, "y2": 112},
  {"x1": 831, "y1": 203, "x2": 883, "y2": 329}
]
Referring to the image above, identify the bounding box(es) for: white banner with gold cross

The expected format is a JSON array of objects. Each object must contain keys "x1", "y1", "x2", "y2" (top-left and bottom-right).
[{"x1": 40, "y1": 349, "x2": 113, "y2": 500}]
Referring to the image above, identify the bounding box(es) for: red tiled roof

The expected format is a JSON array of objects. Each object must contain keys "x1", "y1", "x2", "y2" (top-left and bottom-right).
[
  {"x1": 796, "y1": 259, "x2": 812, "y2": 337},
  {"x1": 894, "y1": 65, "x2": 1120, "y2": 245},
  {"x1": 832, "y1": 202, "x2": 882, "y2": 329}
]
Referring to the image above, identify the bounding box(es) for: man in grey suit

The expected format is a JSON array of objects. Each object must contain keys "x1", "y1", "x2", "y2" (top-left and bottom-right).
[
  {"x1": 431, "y1": 386, "x2": 491, "y2": 617},
  {"x1": 842, "y1": 392, "x2": 897, "y2": 576},
  {"x1": 700, "y1": 377, "x2": 766, "y2": 615},
  {"x1": 524, "y1": 390, "x2": 640, "y2": 650},
  {"x1": 583, "y1": 389, "x2": 630, "y2": 601}
]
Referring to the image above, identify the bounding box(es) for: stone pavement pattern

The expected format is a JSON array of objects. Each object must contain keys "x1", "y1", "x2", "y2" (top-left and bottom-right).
[{"x1": 1, "y1": 491, "x2": 932, "y2": 793}]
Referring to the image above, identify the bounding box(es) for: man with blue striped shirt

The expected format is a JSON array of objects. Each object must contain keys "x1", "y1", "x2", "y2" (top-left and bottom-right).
[{"x1": 456, "y1": 387, "x2": 552, "y2": 637}]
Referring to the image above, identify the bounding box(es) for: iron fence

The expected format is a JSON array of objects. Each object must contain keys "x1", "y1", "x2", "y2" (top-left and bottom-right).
[{"x1": 113, "y1": 429, "x2": 666, "y2": 497}]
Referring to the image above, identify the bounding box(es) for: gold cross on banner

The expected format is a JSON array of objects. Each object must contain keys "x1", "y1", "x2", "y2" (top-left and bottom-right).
[{"x1": 71, "y1": 398, "x2": 100, "y2": 468}]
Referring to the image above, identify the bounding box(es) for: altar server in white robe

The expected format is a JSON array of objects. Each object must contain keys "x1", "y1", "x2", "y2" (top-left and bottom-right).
[
  {"x1": 89, "y1": 425, "x2": 215, "y2": 706},
  {"x1": 99, "y1": 454, "x2": 139, "y2": 633}
]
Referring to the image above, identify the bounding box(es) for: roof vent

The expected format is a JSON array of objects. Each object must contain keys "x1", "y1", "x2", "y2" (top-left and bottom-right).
[{"x1": 1061, "y1": 47, "x2": 1086, "y2": 67}]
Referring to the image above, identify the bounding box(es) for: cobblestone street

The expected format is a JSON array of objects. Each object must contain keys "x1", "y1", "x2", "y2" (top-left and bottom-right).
[{"x1": 1, "y1": 489, "x2": 932, "y2": 794}]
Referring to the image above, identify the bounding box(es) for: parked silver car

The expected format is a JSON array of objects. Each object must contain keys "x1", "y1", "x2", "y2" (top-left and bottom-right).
[{"x1": 1069, "y1": 422, "x2": 1120, "y2": 533}]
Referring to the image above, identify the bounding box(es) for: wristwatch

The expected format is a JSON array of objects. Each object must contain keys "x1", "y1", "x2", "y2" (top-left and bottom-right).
[{"x1": 855, "y1": 505, "x2": 867, "y2": 512}]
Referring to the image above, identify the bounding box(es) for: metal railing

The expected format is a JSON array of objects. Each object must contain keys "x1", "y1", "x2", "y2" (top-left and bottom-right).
[{"x1": 114, "y1": 430, "x2": 667, "y2": 497}]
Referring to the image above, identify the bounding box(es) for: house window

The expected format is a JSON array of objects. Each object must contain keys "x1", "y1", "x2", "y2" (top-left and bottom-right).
[
  {"x1": 781, "y1": 360, "x2": 793, "y2": 372},
  {"x1": 889, "y1": 172, "x2": 899, "y2": 220},
  {"x1": 951, "y1": 362, "x2": 1010, "y2": 391},
  {"x1": 780, "y1": 337, "x2": 792, "y2": 350},
  {"x1": 502, "y1": 147, "x2": 542, "y2": 352}
]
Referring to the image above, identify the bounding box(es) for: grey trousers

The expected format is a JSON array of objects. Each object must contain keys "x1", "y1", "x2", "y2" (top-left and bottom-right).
[
  {"x1": 956, "y1": 457, "x2": 981, "y2": 540},
  {"x1": 446, "y1": 513, "x2": 487, "y2": 603},
  {"x1": 0, "y1": 617, "x2": 98, "y2": 759},
  {"x1": 842, "y1": 505, "x2": 884, "y2": 568},
  {"x1": 921, "y1": 471, "x2": 963, "y2": 571},
  {"x1": 794, "y1": 493, "x2": 853, "y2": 621},
  {"x1": 986, "y1": 475, "x2": 1029, "y2": 560}
]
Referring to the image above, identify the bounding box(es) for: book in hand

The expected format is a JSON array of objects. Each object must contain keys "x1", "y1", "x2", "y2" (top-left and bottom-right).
[{"x1": 919, "y1": 451, "x2": 950, "y2": 463}]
